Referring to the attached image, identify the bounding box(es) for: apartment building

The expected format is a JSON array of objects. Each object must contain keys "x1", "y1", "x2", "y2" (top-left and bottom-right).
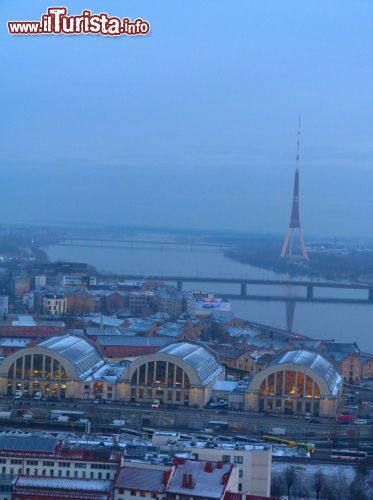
[
  {"x1": 165, "y1": 457, "x2": 238, "y2": 500},
  {"x1": 113, "y1": 458, "x2": 240, "y2": 500},
  {"x1": 177, "y1": 441, "x2": 271, "y2": 498},
  {"x1": 42, "y1": 294, "x2": 67, "y2": 316},
  {"x1": 0, "y1": 433, "x2": 122, "y2": 480},
  {"x1": 144, "y1": 433, "x2": 271, "y2": 498}
]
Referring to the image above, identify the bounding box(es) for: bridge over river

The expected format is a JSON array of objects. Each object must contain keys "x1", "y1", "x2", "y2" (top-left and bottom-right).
[
  {"x1": 104, "y1": 274, "x2": 373, "y2": 304},
  {"x1": 57, "y1": 236, "x2": 233, "y2": 249}
]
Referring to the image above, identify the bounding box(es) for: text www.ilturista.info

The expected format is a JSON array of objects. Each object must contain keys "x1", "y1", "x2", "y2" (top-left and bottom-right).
[{"x1": 8, "y1": 7, "x2": 151, "y2": 37}]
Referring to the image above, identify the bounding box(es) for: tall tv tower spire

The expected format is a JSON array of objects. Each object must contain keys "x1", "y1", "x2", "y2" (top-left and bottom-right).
[{"x1": 280, "y1": 116, "x2": 309, "y2": 261}]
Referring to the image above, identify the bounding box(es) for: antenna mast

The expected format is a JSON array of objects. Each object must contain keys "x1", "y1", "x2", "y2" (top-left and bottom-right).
[{"x1": 280, "y1": 116, "x2": 309, "y2": 261}]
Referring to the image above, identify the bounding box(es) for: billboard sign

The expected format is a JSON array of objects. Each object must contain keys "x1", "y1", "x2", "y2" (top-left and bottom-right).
[{"x1": 194, "y1": 296, "x2": 230, "y2": 312}]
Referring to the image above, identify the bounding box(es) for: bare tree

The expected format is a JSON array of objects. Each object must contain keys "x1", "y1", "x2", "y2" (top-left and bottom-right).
[
  {"x1": 349, "y1": 481, "x2": 368, "y2": 500},
  {"x1": 323, "y1": 479, "x2": 336, "y2": 500},
  {"x1": 349, "y1": 461, "x2": 369, "y2": 500},
  {"x1": 313, "y1": 470, "x2": 324, "y2": 500},
  {"x1": 293, "y1": 478, "x2": 308, "y2": 499},
  {"x1": 334, "y1": 468, "x2": 350, "y2": 500},
  {"x1": 355, "y1": 459, "x2": 369, "y2": 479},
  {"x1": 285, "y1": 466, "x2": 295, "y2": 499},
  {"x1": 271, "y1": 472, "x2": 284, "y2": 498},
  {"x1": 322, "y1": 469, "x2": 350, "y2": 500}
]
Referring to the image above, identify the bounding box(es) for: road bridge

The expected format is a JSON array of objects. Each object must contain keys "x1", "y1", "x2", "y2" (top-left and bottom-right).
[{"x1": 104, "y1": 274, "x2": 373, "y2": 303}]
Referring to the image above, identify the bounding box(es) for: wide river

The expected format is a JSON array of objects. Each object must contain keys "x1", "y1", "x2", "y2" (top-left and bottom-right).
[{"x1": 45, "y1": 238, "x2": 373, "y2": 352}]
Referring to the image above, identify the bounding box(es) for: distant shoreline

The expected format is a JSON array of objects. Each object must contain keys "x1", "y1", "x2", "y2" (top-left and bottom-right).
[{"x1": 224, "y1": 246, "x2": 373, "y2": 284}]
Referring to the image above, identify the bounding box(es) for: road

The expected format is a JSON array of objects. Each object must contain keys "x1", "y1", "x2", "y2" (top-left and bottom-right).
[
  {"x1": 2, "y1": 397, "x2": 372, "y2": 438},
  {"x1": 1, "y1": 398, "x2": 372, "y2": 467}
]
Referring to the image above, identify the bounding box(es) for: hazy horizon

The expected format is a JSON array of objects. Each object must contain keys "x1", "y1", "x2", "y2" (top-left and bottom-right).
[{"x1": 1, "y1": 1, "x2": 373, "y2": 238}]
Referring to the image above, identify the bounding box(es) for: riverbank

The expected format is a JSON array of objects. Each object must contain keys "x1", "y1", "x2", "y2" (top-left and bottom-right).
[
  {"x1": 225, "y1": 243, "x2": 373, "y2": 282},
  {"x1": 42, "y1": 241, "x2": 373, "y2": 352}
]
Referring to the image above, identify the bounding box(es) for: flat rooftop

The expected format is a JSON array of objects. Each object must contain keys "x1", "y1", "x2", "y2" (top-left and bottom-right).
[
  {"x1": 180, "y1": 439, "x2": 270, "y2": 452},
  {"x1": 0, "y1": 435, "x2": 58, "y2": 453}
]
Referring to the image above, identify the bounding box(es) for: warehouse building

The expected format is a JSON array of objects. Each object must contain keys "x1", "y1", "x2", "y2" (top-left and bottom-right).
[
  {"x1": 0, "y1": 335, "x2": 343, "y2": 416},
  {"x1": 0, "y1": 334, "x2": 125, "y2": 400},
  {"x1": 245, "y1": 349, "x2": 343, "y2": 417},
  {"x1": 118, "y1": 341, "x2": 225, "y2": 407},
  {"x1": 0, "y1": 336, "x2": 224, "y2": 406}
]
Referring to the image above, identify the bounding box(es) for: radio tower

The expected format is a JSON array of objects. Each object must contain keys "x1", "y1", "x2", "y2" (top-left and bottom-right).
[{"x1": 280, "y1": 117, "x2": 309, "y2": 261}]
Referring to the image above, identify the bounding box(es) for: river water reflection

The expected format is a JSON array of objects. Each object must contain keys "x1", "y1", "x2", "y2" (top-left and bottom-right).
[{"x1": 45, "y1": 241, "x2": 373, "y2": 352}]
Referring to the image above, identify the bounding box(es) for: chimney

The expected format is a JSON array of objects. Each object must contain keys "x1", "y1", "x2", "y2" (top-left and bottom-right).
[
  {"x1": 182, "y1": 474, "x2": 188, "y2": 488},
  {"x1": 187, "y1": 473, "x2": 193, "y2": 488},
  {"x1": 221, "y1": 472, "x2": 229, "y2": 485},
  {"x1": 163, "y1": 469, "x2": 171, "y2": 485},
  {"x1": 204, "y1": 461, "x2": 213, "y2": 473}
]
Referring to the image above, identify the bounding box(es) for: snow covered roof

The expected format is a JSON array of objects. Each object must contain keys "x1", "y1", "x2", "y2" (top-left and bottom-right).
[
  {"x1": 166, "y1": 460, "x2": 232, "y2": 499},
  {"x1": 271, "y1": 349, "x2": 342, "y2": 396},
  {"x1": 13, "y1": 475, "x2": 112, "y2": 492},
  {"x1": 157, "y1": 322, "x2": 185, "y2": 338},
  {"x1": 39, "y1": 334, "x2": 104, "y2": 379},
  {"x1": 159, "y1": 342, "x2": 223, "y2": 386},
  {"x1": 0, "y1": 338, "x2": 31, "y2": 347},
  {"x1": 212, "y1": 380, "x2": 238, "y2": 392},
  {"x1": 97, "y1": 336, "x2": 170, "y2": 347},
  {"x1": 86, "y1": 362, "x2": 128, "y2": 382},
  {"x1": 89, "y1": 316, "x2": 125, "y2": 327},
  {"x1": 11, "y1": 315, "x2": 36, "y2": 326}
]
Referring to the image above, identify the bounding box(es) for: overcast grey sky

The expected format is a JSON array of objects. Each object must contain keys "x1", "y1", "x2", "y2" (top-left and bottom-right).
[{"x1": 1, "y1": 0, "x2": 373, "y2": 237}]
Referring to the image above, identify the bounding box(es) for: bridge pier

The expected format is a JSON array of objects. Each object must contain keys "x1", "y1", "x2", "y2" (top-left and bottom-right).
[
  {"x1": 369, "y1": 289, "x2": 373, "y2": 302},
  {"x1": 307, "y1": 286, "x2": 314, "y2": 300},
  {"x1": 240, "y1": 283, "x2": 247, "y2": 296},
  {"x1": 177, "y1": 280, "x2": 183, "y2": 292}
]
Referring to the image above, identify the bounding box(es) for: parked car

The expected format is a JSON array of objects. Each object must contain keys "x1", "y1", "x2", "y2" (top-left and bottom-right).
[
  {"x1": 354, "y1": 418, "x2": 367, "y2": 425},
  {"x1": 335, "y1": 432, "x2": 348, "y2": 438},
  {"x1": 337, "y1": 415, "x2": 353, "y2": 424}
]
